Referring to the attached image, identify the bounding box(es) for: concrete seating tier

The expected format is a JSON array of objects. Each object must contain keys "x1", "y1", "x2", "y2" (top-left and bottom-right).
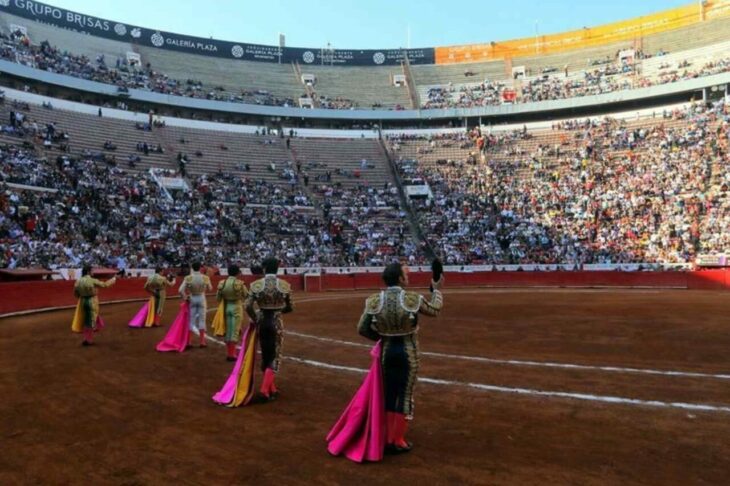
[
  {"x1": 0, "y1": 12, "x2": 133, "y2": 60},
  {"x1": 0, "y1": 103, "x2": 171, "y2": 171}
]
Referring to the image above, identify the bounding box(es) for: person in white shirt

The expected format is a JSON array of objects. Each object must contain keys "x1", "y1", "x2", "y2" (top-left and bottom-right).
[{"x1": 178, "y1": 261, "x2": 212, "y2": 348}]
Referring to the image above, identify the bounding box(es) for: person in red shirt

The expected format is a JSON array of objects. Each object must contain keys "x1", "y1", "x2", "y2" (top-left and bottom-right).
[{"x1": 25, "y1": 215, "x2": 36, "y2": 233}]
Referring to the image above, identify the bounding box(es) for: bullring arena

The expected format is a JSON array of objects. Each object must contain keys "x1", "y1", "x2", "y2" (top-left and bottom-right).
[
  {"x1": 3, "y1": 0, "x2": 730, "y2": 483},
  {"x1": 2, "y1": 272, "x2": 730, "y2": 484}
]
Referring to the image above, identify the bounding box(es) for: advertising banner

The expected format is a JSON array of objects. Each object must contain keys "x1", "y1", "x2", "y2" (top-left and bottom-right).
[{"x1": 0, "y1": 0, "x2": 435, "y2": 66}]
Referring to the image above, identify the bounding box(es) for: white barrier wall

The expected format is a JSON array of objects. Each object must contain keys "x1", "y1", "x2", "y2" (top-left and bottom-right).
[{"x1": 1, "y1": 87, "x2": 379, "y2": 138}]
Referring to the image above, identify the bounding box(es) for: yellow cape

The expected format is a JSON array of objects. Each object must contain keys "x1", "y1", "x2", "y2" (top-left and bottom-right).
[
  {"x1": 211, "y1": 301, "x2": 226, "y2": 336},
  {"x1": 229, "y1": 325, "x2": 258, "y2": 407},
  {"x1": 144, "y1": 296, "x2": 156, "y2": 327},
  {"x1": 70, "y1": 300, "x2": 84, "y2": 333}
]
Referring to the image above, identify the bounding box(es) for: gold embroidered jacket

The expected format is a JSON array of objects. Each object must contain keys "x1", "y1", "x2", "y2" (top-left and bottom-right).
[
  {"x1": 217, "y1": 277, "x2": 249, "y2": 302},
  {"x1": 245, "y1": 275, "x2": 293, "y2": 319},
  {"x1": 144, "y1": 273, "x2": 173, "y2": 294},
  {"x1": 73, "y1": 275, "x2": 115, "y2": 298},
  {"x1": 358, "y1": 287, "x2": 443, "y2": 339}
]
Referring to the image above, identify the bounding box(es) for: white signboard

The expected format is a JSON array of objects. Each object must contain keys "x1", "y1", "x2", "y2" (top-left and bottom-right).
[
  {"x1": 404, "y1": 185, "x2": 432, "y2": 198},
  {"x1": 159, "y1": 177, "x2": 187, "y2": 190}
]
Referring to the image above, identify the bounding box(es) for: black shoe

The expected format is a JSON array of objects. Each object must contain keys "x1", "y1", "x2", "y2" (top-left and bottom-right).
[
  {"x1": 226, "y1": 356, "x2": 236, "y2": 362},
  {"x1": 385, "y1": 442, "x2": 413, "y2": 455},
  {"x1": 81, "y1": 341, "x2": 93, "y2": 347},
  {"x1": 261, "y1": 391, "x2": 279, "y2": 402},
  {"x1": 250, "y1": 393, "x2": 274, "y2": 405}
]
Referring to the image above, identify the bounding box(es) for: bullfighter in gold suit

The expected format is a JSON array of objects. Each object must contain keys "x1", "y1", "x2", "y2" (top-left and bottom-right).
[
  {"x1": 357, "y1": 263, "x2": 443, "y2": 453},
  {"x1": 245, "y1": 257, "x2": 293, "y2": 400}
]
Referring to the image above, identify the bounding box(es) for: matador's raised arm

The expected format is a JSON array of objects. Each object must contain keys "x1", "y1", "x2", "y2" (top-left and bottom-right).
[{"x1": 417, "y1": 289, "x2": 442, "y2": 317}]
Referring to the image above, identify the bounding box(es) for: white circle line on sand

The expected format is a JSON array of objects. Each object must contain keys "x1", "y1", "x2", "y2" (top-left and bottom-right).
[
  {"x1": 201, "y1": 333, "x2": 730, "y2": 414},
  {"x1": 285, "y1": 331, "x2": 730, "y2": 381},
  {"x1": 284, "y1": 356, "x2": 730, "y2": 414},
  {"x1": 204, "y1": 293, "x2": 730, "y2": 380}
]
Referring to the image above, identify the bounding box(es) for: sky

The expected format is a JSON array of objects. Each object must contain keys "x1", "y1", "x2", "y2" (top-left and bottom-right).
[{"x1": 47, "y1": 0, "x2": 692, "y2": 49}]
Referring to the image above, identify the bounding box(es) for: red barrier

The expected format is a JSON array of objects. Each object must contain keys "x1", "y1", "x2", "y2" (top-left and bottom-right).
[
  {"x1": 353, "y1": 273, "x2": 386, "y2": 290},
  {"x1": 351, "y1": 270, "x2": 692, "y2": 289},
  {"x1": 0, "y1": 278, "x2": 147, "y2": 315},
  {"x1": 321, "y1": 273, "x2": 357, "y2": 291},
  {"x1": 304, "y1": 275, "x2": 322, "y2": 292},
  {"x1": 0, "y1": 274, "x2": 305, "y2": 315},
  {"x1": 686, "y1": 269, "x2": 728, "y2": 290},
  {"x1": 1, "y1": 270, "x2": 728, "y2": 316}
]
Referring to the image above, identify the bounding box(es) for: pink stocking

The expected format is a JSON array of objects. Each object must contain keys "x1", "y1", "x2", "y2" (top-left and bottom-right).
[{"x1": 260, "y1": 368, "x2": 275, "y2": 397}]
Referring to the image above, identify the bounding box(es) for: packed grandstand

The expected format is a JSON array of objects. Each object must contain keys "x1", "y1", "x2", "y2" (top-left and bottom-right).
[{"x1": 1, "y1": 0, "x2": 729, "y2": 271}]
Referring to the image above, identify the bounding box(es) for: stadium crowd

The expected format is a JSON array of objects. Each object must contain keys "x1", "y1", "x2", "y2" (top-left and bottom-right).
[
  {"x1": 1, "y1": 95, "x2": 729, "y2": 269},
  {"x1": 4, "y1": 30, "x2": 730, "y2": 113},
  {"x1": 0, "y1": 32, "x2": 296, "y2": 107},
  {"x1": 391, "y1": 101, "x2": 730, "y2": 265},
  {"x1": 421, "y1": 56, "x2": 730, "y2": 109},
  {"x1": 0, "y1": 32, "x2": 377, "y2": 111},
  {"x1": 0, "y1": 140, "x2": 420, "y2": 268}
]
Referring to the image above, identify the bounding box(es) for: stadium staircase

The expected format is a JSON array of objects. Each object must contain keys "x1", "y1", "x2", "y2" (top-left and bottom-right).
[
  {"x1": 377, "y1": 136, "x2": 434, "y2": 258},
  {"x1": 287, "y1": 145, "x2": 320, "y2": 208},
  {"x1": 293, "y1": 61, "x2": 319, "y2": 108},
  {"x1": 401, "y1": 58, "x2": 420, "y2": 110},
  {"x1": 148, "y1": 167, "x2": 185, "y2": 201}
]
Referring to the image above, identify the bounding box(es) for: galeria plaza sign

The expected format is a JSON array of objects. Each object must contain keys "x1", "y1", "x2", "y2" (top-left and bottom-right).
[{"x1": 0, "y1": 0, "x2": 435, "y2": 66}]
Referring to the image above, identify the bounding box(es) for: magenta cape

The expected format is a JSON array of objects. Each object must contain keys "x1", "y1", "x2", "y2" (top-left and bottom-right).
[
  {"x1": 326, "y1": 341, "x2": 386, "y2": 463},
  {"x1": 128, "y1": 301, "x2": 150, "y2": 328},
  {"x1": 155, "y1": 302, "x2": 190, "y2": 352},
  {"x1": 212, "y1": 323, "x2": 258, "y2": 407}
]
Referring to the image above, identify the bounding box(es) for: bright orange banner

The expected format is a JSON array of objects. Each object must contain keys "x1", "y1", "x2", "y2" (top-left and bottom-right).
[{"x1": 435, "y1": 0, "x2": 730, "y2": 64}]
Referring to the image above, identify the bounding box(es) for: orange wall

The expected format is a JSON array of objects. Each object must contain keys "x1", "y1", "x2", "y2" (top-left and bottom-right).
[{"x1": 434, "y1": 0, "x2": 730, "y2": 64}]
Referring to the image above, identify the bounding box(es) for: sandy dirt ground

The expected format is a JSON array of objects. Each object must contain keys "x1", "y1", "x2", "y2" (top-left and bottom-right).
[{"x1": 1, "y1": 288, "x2": 729, "y2": 485}]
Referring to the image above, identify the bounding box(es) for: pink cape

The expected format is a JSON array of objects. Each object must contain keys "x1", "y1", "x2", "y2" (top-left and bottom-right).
[
  {"x1": 326, "y1": 341, "x2": 386, "y2": 463},
  {"x1": 212, "y1": 323, "x2": 257, "y2": 407},
  {"x1": 128, "y1": 301, "x2": 150, "y2": 328},
  {"x1": 155, "y1": 302, "x2": 190, "y2": 352}
]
